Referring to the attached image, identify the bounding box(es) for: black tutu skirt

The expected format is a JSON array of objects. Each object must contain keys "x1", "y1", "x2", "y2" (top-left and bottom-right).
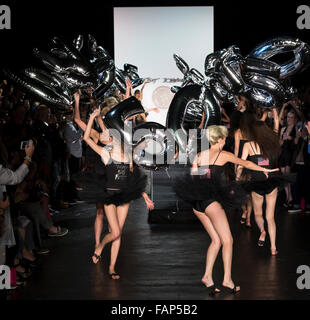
[
  {"x1": 72, "y1": 150, "x2": 108, "y2": 202},
  {"x1": 242, "y1": 172, "x2": 296, "y2": 196},
  {"x1": 173, "y1": 173, "x2": 248, "y2": 213},
  {"x1": 98, "y1": 167, "x2": 147, "y2": 206},
  {"x1": 73, "y1": 148, "x2": 147, "y2": 205}
]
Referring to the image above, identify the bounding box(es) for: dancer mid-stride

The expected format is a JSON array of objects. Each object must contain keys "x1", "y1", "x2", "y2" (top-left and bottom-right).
[
  {"x1": 174, "y1": 126, "x2": 279, "y2": 295},
  {"x1": 83, "y1": 107, "x2": 154, "y2": 280}
]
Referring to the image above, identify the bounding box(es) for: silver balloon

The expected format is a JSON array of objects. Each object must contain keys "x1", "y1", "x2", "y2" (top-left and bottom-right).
[
  {"x1": 23, "y1": 67, "x2": 71, "y2": 99},
  {"x1": 3, "y1": 68, "x2": 72, "y2": 108},
  {"x1": 114, "y1": 68, "x2": 127, "y2": 94},
  {"x1": 166, "y1": 85, "x2": 221, "y2": 154},
  {"x1": 173, "y1": 54, "x2": 189, "y2": 75},
  {"x1": 33, "y1": 48, "x2": 93, "y2": 77},
  {"x1": 251, "y1": 37, "x2": 310, "y2": 79},
  {"x1": 50, "y1": 48, "x2": 68, "y2": 59},
  {"x1": 243, "y1": 56, "x2": 281, "y2": 78},
  {"x1": 205, "y1": 49, "x2": 225, "y2": 74},
  {"x1": 243, "y1": 72, "x2": 286, "y2": 103},
  {"x1": 73, "y1": 34, "x2": 84, "y2": 51},
  {"x1": 132, "y1": 122, "x2": 176, "y2": 170},
  {"x1": 218, "y1": 47, "x2": 245, "y2": 92},
  {"x1": 51, "y1": 37, "x2": 84, "y2": 61},
  {"x1": 246, "y1": 87, "x2": 277, "y2": 108}
]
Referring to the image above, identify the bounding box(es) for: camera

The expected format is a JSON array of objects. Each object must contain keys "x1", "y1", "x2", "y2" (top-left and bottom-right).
[{"x1": 20, "y1": 141, "x2": 29, "y2": 150}]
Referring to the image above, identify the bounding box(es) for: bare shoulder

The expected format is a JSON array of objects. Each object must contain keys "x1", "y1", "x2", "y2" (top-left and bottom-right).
[{"x1": 221, "y1": 150, "x2": 234, "y2": 160}]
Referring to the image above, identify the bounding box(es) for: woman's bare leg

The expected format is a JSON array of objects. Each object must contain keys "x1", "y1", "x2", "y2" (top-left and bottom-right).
[
  {"x1": 282, "y1": 166, "x2": 292, "y2": 203},
  {"x1": 92, "y1": 204, "x2": 121, "y2": 264},
  {"x1": 265, "y1": 188, "x2": 278, "y2": 255},
  {"x1": 94, "y1": 202, "x2": 105, "y2": 248},
  {"x1": 251, "y1": 192, "x2": 266, "y2": 242},
  {"x1": 204, "y1": 202, "x2": 240, "y2": 291},
  {"x1": 240, "y1": 204, "x2": 247, "y2": 223},
  {"x1": 246, "y1": 197, "x2": 253, "y2": 227},
  {"x1": 193, "y1": 208, "x2": 221, "y2": 290},
  {"x1": 109, "y1": 202, "x2": 130, "y2": 279}
]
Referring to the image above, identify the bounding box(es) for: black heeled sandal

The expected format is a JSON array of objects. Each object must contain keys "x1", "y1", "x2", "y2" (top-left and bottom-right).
[
  {"x1": 221, "y1": 284, "x2": 240, "y2": 294},
  {"x1": 202, "y1": 283, "x2": 221, "y2": 296},
  {"x1": 257, "y1": 239, "x2": 265, "y2": 246},
  {"x1": 240, "y1": 217, "x2": 246, "y2": 225},
  {"x1": 109, "y1": 273, "x2": 120, "y2": 280}
]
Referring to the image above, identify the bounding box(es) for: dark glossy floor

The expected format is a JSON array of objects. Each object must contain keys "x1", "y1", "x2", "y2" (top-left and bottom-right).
[{"x1": 10, "y1": 185, "x2": 310, "y2": 300}]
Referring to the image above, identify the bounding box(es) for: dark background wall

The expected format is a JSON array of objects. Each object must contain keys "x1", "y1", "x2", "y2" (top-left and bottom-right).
[{"x1": 0, "y1": 1, "x2": 310, "y2": 73}]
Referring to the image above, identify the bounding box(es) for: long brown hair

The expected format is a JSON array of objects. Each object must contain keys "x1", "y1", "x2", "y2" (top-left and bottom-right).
[{"x1": 240, "y1": 111, "x2": 281, "y2": 165}]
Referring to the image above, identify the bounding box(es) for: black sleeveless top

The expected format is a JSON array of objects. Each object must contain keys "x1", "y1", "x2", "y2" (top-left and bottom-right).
[
  {"x1": 105, "y1": 160, "x2": 130, "y2": 189},
  {"x1": 197, "y1": 150, "x2": 227, "y2": 184},
  {"x1": 247, "y1": 142, "x2": 272, "y2": 181}
]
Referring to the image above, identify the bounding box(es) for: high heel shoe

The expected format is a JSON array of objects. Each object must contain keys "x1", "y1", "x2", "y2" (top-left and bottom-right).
[
  {"x1": 221, "y1": 284, "x2": 240, "y2": 294},
  {"x1": 202, "y1": 283, "x2": 221, "y2": 296},
  {"x1": 258, "y1": 231, "x2": 266, "y2": 247},
  {"x1": 271, "y1": 248, "x2": 278, "y2": 256}
]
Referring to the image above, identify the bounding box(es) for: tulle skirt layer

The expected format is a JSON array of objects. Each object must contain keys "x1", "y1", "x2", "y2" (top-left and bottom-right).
[{"x1": 173, "y1": 174, "x2": 248, "y2": 213}]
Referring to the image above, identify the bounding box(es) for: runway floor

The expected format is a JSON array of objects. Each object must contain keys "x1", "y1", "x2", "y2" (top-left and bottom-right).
[{"x1": 9, "y1": 191, "x2": 310, "y2": 300}]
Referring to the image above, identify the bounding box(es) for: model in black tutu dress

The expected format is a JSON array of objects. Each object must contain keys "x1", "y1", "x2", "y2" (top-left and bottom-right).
[
  {"x1": 83, "y1": 106, "x2": 153, "y2": 280},
  {"x1": 237, "y1": 111, "x2": 294, "y2": 256},
  {"x1": 173, "y1": 125, "x2": 278, "y2": 295}
]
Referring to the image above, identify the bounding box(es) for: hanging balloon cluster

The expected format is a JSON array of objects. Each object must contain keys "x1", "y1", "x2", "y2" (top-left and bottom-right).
[
  {"x1": 3, "y1": 34, "x2": 115, "y2": 110},
  {"x1": 1, "y1": 34, "x2": 174, "y2": 170},
  {"x1": 167, "y1": 37, "x2": 310, "y2": 156},
  {"x1": 2, "y1": 35, "x2": 310, "y2": 170}
]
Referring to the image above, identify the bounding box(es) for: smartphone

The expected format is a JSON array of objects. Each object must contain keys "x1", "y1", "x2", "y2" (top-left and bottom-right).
[
  {"x1": 2, "y1": 192, "x2": 7, "y2": 201},
  {"x1": 20, "y1": 141, "x2": 29, "y2": 150}
]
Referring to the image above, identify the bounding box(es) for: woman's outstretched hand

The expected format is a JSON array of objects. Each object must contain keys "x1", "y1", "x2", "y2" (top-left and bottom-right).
[
  {"x1": 145, "y1": 198, "x2": 155, "y2": 211},
  {"x1": 263, "y1": 167, "x2": 279, "y2": 178}
]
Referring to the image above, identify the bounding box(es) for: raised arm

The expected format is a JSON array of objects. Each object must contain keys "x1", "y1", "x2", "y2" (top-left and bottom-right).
[
  {"x1": 96, "y1": 115, "x2": 111, "y2": 142},
  {"x1": 278, "y1": 103, "x2": 287, "y2": 127},
  {"x1": 0, "y1": 140, "x2": 34, "y2": 185},
  {"x1": 260, "y1": 110, "x2": 268, "y2": 122},
  {"x1": 73, "y1": 91, "x2": 100, "y2": 143},
  {"x1": 272, "y1": 107, "x2": 280, "y2": 134},
  {"x1": 83, "y1": 108, "x2": 109, "y2": 164},
  {"x1": 124, "y1": 77, "x2": 133, "y2": 99}
]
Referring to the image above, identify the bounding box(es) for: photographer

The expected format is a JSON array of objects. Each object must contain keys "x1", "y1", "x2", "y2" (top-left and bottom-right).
[{"x1": 0, "y1": 140, "x2": 34, "y2": 266}]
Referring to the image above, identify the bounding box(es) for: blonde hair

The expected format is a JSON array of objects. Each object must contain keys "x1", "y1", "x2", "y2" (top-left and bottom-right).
[
  {"x1": 206, "y1": 125, "x2": 228, "y2": 145},
  {"x1": 103, "y1": 97, "x2": 118, "y2": 109}
]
